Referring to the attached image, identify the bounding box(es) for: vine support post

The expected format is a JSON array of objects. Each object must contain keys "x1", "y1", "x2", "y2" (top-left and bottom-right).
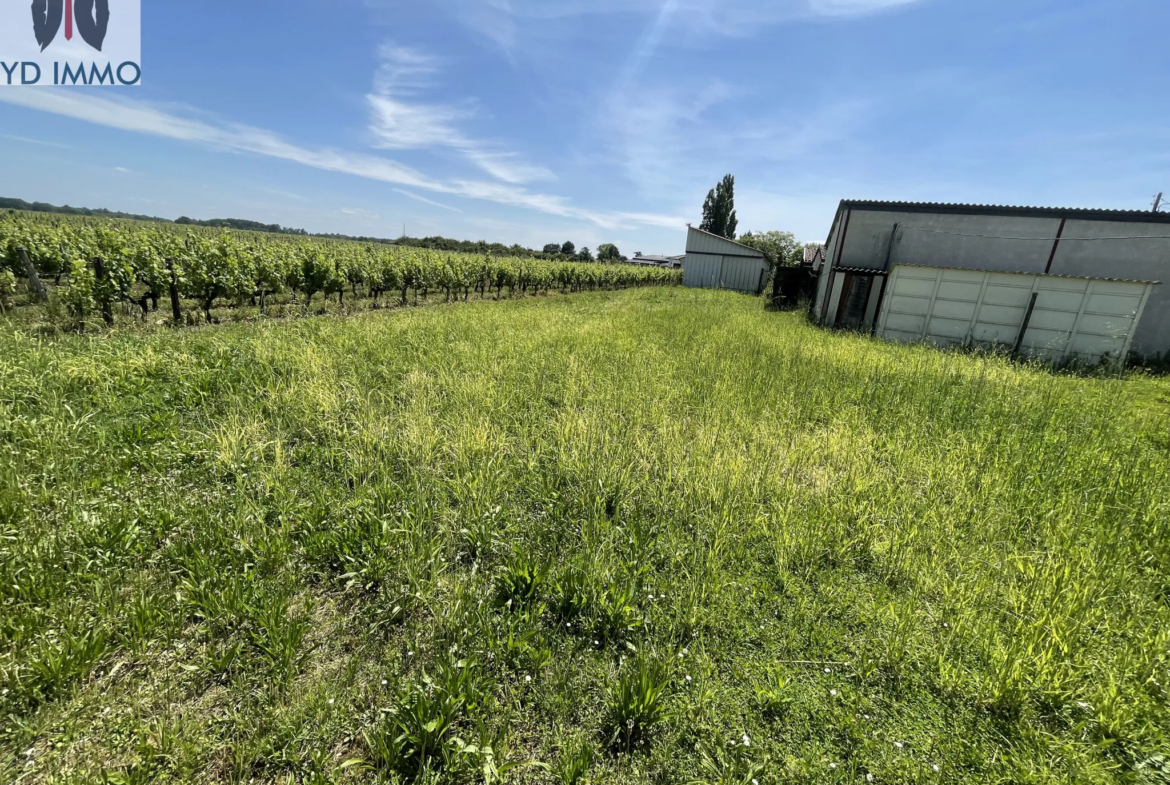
[
  {"x1": 166, "y1": 257, "x2": 182, "y2": 324},
  {"x1": 93, "y1": 256, "x2": 114, "y2": 326},
  {"x1": 18, "y1": 247, "x2": 48, "y2": 302}
]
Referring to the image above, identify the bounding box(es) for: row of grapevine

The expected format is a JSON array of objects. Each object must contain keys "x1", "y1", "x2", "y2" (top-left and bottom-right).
[{"x1": 0, "y1": 212, "x2": 680, "y2": 324}]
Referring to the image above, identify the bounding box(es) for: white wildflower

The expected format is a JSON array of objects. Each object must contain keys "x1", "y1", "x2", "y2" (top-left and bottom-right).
[
  {"x1": 830, "y1": 689, "x2": 838, "y2": 697},
  {"x1": 829, "y1": 762, "x2": 837, "y2": 770},
  {"x1": 742, "y1": 734, "x2": 751, "y2": 747},
  {"x1": 381, "y1": 679, "x2": 388, "y2": 686},
  {"x1": 824, "y1": 667, "x2": 832, "y2": 674},
  {"x1": 893, "y1": 741, "x2": 903, "y2": 749},
  {"x1": 932, "y1": 764, "x2": 940, "y2": 773},
  {"x1": 685, "y1": 675, "x2": 692, "y2": 683},
  {"x1": 24, "y1": 747, "x2": 35, "y2": 757},
  {"x1": 328, "y1": 698, "x2": 335, "y2": 705},
  {"x1": 525, "y1": 675, "x2": 532, "y2": 683},
  {"x1": 866, "y1": 775, "x2": 874, "y2": 783}
]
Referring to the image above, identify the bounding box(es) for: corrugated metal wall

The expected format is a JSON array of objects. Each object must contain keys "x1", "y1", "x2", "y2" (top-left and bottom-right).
[{"x1": 682, "y1": 253, "x2": 768, "y2": 293}]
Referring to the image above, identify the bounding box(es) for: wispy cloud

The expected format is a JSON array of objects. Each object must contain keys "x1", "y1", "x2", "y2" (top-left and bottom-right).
[
  {"x1": 0, "y1": 133, "x2": 73, "y2": 149},
  {"x1": 438, "y1": 0, "x2": 930, "y2": 49},
  {"x1": 114, "y1": 166, "x2": 132, "y2": 173},
  {"x1": 368, "y1": 45, "x2": 553, "y2": 185},
  {"x1": 0, "y1": 89, "x2": 680, "y2": 231},
  {"x1": 394, "y1": 188, "x2": 464, "y2": 213}
]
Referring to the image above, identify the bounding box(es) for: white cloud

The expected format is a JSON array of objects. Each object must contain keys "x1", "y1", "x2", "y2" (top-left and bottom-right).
[
  {"x1": 367, "y1": 45, "x2": 554, "y2": 185},
  {"x1": 113, "y1": 166, "x2": 132, "y2": 173},
  {"x1": 0, "y1": 89, "x2": 680, "y2": 231},
  {"x1": 393, "y1": 188, "x2": 463, "y2": 213}
]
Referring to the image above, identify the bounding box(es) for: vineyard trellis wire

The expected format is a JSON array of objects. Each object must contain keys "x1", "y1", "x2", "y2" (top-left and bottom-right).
[{"x1": 0, "y1": 211, "x2": 681, "y2": 327}]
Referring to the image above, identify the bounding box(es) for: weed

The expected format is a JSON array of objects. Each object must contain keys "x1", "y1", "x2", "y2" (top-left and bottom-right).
[
  {"x1": 555, "y1": 738, "x2": 595, "y2": 785},
  {"x1": 753, "y1": 668, "x2": 793, "y2": 719},
  {"x1": 495, "y1": 548, "x2": 548, "y2": 610},
  {"x1": 606, "y1": 653, "x2": 673, "y2": 753}
]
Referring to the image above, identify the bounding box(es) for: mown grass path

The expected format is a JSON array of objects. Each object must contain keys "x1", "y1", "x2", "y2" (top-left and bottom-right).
[{"x1": 1, "y1": 288, "x2": 1167, "y2": 784}]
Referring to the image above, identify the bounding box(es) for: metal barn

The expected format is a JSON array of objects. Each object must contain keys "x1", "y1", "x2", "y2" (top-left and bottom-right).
[
  {"x1": 683, "y1": 226, "x2": 769, "y2": 294},
  {"x1": 813, "y1": 201, "x2": 1169, "y2": 364}
]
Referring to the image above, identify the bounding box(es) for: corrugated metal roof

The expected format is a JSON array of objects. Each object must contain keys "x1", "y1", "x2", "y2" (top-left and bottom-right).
[
  {"x1": 685, "y1": 225, "x2": 768, "y2": 257},
  {"x1": 838, "y1": 199, "x2": 1170, "y2": 224},
  {"x1": 835, "y1": 267, "x2": 889, "y2": 275}
]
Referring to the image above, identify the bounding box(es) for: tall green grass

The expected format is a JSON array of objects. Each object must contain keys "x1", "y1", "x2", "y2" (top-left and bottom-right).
[{"x1": 0, "y1": 288, "x2": 1167, "y2": 783}]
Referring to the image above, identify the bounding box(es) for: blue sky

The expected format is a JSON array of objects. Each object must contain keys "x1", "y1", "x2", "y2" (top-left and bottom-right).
[{"x1": 1, "y1": 0, "x2": 1168, "y2": 254}]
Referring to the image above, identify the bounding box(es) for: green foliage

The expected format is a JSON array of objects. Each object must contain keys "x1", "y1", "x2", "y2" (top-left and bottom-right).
[
  {"x1": 606, "y1": 653, "x2": 673, "y2": 753},
  {"x1": 738, "y1": 230, "x2": 800, "y2": 268},
  {"x1": 60, "y1": 258, "x2": 96, "y2": 323},
  {"x1": 561, "y1": 241, "x2": 576, "y2": 256},
  {"x1": 752, "y1": 667, "x2": 793, "y2": 718},
  {"x1": 700, "y1": 174, "x2": 738, "y2": 239},
  {"x1": 597, "y1": 243, "x2": 621, "y2": 262},
  {"x1": 555, "y1": 738, "x2": 595, "y2": 785},
  {"x1": 364, "y1": 656, "x2": 491, "y2": 778},
  {"x1": 495, "y1": 548, "x2": 548, "y2": 609},
  {"x1": 0, "y1": 268, "x2": 15, "y2": 313},
  {"x1": 689, "y1": 736, "x2": 766, "y2": 785}
]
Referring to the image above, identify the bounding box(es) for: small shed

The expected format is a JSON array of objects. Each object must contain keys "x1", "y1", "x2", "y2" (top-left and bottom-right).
[{"x1": 683, "y1": 226, "x2": 769, "y2": 293}]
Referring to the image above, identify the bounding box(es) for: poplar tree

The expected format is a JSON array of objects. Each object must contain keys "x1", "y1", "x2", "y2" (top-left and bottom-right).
[{"x1": 700, "y1": 174, "x2": 738, "y2": 240}]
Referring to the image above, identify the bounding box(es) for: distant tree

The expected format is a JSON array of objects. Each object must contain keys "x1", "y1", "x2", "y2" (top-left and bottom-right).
[
  {"x1": 700, "y1": 174, "x2": 738, "y2": 239},
  {"x1": 597, "y1": 243, "x2": 621, "y2": 262},
  {"x1": 577, "y1": 247, "x2": 593, "y2": 262},
  {"x1": 739, "y1": 230, "x2": 800, "y2": 268},
  {"x1": 543, "y1": 243, "x2": 562, "y2": 255},
  {"x1": 561, "y1": 241, "x2": 576, "y2": 256},
  {"x1": 634, "y1": 251, "x2": 643, "y2": 257}
]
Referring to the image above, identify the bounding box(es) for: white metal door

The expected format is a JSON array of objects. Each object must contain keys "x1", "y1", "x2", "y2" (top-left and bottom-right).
[{"x1": 876, "y1": 265, "x2": 1156, "y2": 366}]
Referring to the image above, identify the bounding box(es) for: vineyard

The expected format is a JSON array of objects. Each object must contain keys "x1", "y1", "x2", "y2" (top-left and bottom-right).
[{"x1": 0, "y1": 211, "x2": 680, "y2": 328}]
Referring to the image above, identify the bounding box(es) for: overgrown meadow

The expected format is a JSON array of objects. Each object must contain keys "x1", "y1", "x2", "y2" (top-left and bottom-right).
[{"x1": 1, "y1": 288, "x2": 1167, "y2": 784}]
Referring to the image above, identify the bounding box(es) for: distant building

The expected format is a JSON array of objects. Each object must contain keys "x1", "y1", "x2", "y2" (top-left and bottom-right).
[
  {"x1": 803, "y1": 245, "x2": 826, "y2": 271},
  {"x1": 630, "y1": 254, "x2": 674, "y2": 266},
  {"x1": 631, "y1": 253, "x2": 685, "y2": 269},
  {"x1": 813, "y1": 200, "x2": 1168, "y2": 364}
]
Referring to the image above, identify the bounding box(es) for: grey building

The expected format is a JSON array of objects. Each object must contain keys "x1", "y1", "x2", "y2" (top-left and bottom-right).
[
  {"x1": 683, "y1": 226, "x2": 769, "y2": 294},
  {"x1": 630, "y1": 254, "x2": 675, "y2": 266},
  {"x1": 814, "y1": 201, "x2": 1169, "y2": 363}
]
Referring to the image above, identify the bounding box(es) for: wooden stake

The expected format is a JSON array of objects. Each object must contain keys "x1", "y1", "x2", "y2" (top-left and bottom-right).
[
  {"x1": 18, "y1": 247, "x2": 48, "y2": 302},
  {"x1": 166, "y1": 258, "x2": 181, "y2": 324}
]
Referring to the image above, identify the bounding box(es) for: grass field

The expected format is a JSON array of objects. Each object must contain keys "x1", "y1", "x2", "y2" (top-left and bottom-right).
[{"x1": 1, "y1": 287, "x2": 1168, "y2": 784}]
